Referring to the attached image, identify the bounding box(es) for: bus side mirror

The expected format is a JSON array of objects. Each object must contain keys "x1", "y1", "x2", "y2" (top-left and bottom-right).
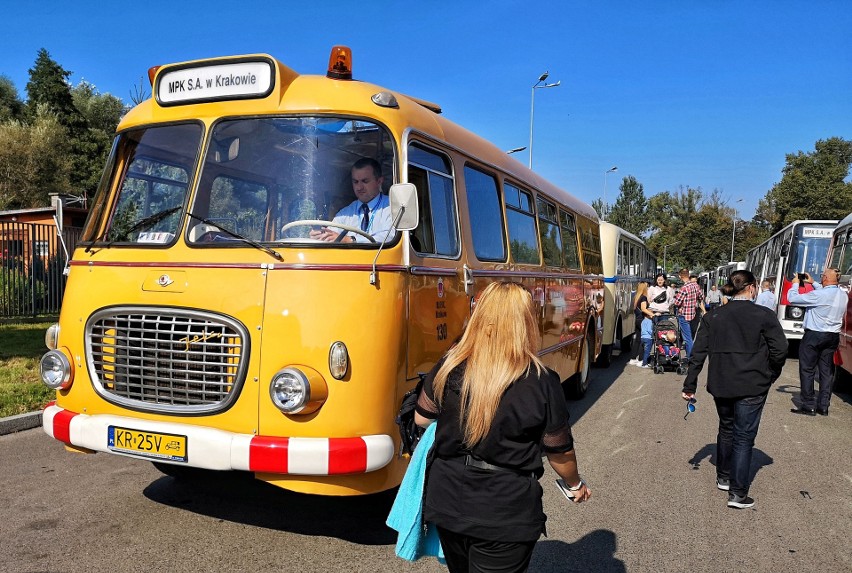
[
  {"x1": 780, "y1": 242, "x2": 790, "y2": 257},
  {"x1": 389, "y1": 183, "x2": 419, "y2": 231}
]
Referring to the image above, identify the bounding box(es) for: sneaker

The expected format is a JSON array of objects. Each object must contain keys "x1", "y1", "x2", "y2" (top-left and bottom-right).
[
  {"x1": 727, "y1": 493, "x2": 755, "y2": 509},
  {"x1": 628, "y1": 359, "x2": 640, "y2": 366},
  {"x1": 639, "y1": 364, "x2": 651, "y2": 369},
  {"x1": 716, "y1": 478, "x2": 730, "y2": 491}
]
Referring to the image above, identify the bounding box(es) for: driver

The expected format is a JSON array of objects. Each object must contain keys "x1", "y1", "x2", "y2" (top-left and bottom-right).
[{"x1": 309, "y1": 158, "x2": 395, "y2": 243}]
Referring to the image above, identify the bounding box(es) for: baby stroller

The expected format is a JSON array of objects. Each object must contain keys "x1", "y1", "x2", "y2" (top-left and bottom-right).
[{"x1": 651, "y1": 314, "x2": 688, "y2": 375}]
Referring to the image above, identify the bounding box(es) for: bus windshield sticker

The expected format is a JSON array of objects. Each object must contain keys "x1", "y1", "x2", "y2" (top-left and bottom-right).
[{"x1": 157, "y1": 61, "x2": 274, "y2": 105}]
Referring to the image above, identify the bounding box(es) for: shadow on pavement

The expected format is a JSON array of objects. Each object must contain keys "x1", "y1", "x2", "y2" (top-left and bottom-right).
[
  {"x1": 143, "y1": 471, "x2": 397, "y2": 545},
  {"x1": 565, "y1": 352, "x2": 630, "y2": 425},
  {"x1": 530, "y1": 530, "x2": 626, "y2": 573},
  {"x1": 687, "y1": 443, "x2": 773, "y2": 483}
]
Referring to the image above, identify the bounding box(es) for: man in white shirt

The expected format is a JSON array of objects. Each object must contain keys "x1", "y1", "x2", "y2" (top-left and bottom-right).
[
  {"x1": 788, "y1": 269, "x2": 847, "y2": 416},
  {"x1": 754, "y1": 281, "x2": 776, "y2": 311},
  {"x1": 310, "y1": 158, "x2": 395, "y2": 244}
]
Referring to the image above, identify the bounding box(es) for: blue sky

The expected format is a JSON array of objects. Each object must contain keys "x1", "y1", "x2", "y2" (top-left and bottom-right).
[{"x1": 2, "y1": 1, "x2": 850, "y2": 221}]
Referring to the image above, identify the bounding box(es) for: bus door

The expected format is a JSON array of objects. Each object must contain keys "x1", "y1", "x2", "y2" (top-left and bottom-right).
[{"x1": 405, "y1": 143, "x2": 467, "y2": 378}]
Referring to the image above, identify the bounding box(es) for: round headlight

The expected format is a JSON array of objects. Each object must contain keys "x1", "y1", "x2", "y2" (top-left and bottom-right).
[
  {"x1": 45, "y1": 323, "x2": 60, "y2": 350},
  {"x1": 269, "y1": 367, "x2": 328, "y2": 415},
  {"x1": 270, "y1": 369, "x2": 308, "y2": 413},
  {"x1": 789, "y1": 306, "x2": 804, "y2": 320},
  {"x1": 328, "y1": 341, "x2": 349, "y2": 380},
  {"x1": 40, "y1": 350, "x2": 73, "y2": 390}
]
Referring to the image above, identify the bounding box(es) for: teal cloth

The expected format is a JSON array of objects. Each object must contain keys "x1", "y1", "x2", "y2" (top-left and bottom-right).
[{"x1": 386, "y1": 423, "x2": 445, "y2": 563}]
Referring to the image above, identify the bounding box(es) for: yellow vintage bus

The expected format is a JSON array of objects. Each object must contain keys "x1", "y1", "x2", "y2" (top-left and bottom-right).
[{"x1": 39, "y1": 48, "x2": 603, "y2": 496}]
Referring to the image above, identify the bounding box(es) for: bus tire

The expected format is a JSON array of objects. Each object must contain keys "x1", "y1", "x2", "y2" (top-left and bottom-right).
[{"x1": 569, "y1": 334, "x2": 593, "y2": 399}]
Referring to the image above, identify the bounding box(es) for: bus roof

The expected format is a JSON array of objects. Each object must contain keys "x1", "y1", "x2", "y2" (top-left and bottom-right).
[
  {"x1": 123, "y1": 52, "x2": 598, "y2": 223},
  {"x1": 836, "y1": 212, "x2": 852, "y2": 230}
]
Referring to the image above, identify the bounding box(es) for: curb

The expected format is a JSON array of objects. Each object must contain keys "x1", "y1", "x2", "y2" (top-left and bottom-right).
[{"x1": 0, "y1": 411, "x2": 42, "y2": 436}]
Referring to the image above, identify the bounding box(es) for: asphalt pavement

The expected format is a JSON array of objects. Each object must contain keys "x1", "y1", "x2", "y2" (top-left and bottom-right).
[{"x1": 1, "y1": 352, "x2": 850, "y2": 573}]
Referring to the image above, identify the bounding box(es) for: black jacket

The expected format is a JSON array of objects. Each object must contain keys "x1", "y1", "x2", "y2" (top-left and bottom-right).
[{"x1": 683, "y1": 300, "x2": 788, "y2": 398}]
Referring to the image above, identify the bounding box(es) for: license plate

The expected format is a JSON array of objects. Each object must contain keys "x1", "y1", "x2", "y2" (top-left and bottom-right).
[{"x1": 108, "y1": 426, "x2": 187, "y2": 462}]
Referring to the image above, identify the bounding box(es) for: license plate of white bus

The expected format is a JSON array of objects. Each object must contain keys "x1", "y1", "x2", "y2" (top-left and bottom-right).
[{"x1": 108, "y1": 426, "x2": 187, "y2": 462}]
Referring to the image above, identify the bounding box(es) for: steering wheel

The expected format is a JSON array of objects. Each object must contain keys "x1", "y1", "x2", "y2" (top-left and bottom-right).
[{"x1": 280, "y1": 220, "x2": 377, "y2": 243}]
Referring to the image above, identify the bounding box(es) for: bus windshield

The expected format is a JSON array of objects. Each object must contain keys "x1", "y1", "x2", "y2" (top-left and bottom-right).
[
  {"x1": 190, "y1": 117, "x2": 394, "y2": 245},
  {"x1": 786, "y1": 225, "x2": 833, "y2": 278},
  {"x1": 87, "y1": 117, "x2": 395, "y2": 247}
]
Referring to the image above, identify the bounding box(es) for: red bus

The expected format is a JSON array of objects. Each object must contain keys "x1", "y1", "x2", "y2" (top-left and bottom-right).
[{"x1": 826, "y1": 213, "x2": 852, "y2": 387}]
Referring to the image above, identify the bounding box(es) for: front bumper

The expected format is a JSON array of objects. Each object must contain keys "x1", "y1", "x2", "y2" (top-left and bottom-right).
[{"x1": 42, "y1": 403, "x2": 394, "y2": 475}]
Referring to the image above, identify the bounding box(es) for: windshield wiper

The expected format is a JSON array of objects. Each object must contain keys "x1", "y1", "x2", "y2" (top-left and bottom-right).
[
  {"x1": 187, "y1": 212, "x2": 283, "y2": 262},
  {"x1": 87, "y1": 206, "x2": 183, "y2": 252}
]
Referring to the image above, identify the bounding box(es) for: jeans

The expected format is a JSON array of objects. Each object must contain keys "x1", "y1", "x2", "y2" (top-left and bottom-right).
[
  {"x1": 714, "y1": 393, "x2": 768, "y2": 497},
  {"x1": 641, "y1": 338, "x2": 652, "y2": 365},
  {"x1": 798, "y1": 330, "x2": 840, "y2": 410},
  {"x1": 677, "y1": 315, "x2": 694, "y2": 357}
]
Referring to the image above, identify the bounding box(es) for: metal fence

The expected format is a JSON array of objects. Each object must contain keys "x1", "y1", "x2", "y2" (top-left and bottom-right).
[{"x1": 1, "y1": 222, "x2": 82, "y2": 319}]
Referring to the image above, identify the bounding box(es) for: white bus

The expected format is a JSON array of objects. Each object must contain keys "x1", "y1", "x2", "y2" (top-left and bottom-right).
[
  {"x1": 597, "y1": 221, "x2": 656, "y2": 365},
  {"x1": 745, "y1": 219, "x2": 837, "y2": 339},
  {"x1": 826, "y1": 213, "x2": 852, "y2": 387}
]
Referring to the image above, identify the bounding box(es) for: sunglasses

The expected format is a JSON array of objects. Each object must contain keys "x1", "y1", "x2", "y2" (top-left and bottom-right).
[{"x1": 684, "y1": 397, "x2": 697, "y2": 420}]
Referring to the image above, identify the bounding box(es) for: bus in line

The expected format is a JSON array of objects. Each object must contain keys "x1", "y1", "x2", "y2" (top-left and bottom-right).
[
  {"x1": 597, "y1": 221, "x2": 656, "y2": 365},
  {"x1": 745, "y1": 219, "x2": 837, "y2": 339},
  {"x1": 826, "y1": 213, "x2": 852, "y2": 387},
  {"x1": 708, "y1": 261, "x2": 747, "y2": 292},
  {"x1": 39, "y1": 48, "x2": 604, "y2": 496}
]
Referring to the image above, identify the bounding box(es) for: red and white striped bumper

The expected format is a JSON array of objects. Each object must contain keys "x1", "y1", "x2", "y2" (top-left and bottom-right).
[{"x1": 42, "y1": 404, "x2": 394, "y2": 475}]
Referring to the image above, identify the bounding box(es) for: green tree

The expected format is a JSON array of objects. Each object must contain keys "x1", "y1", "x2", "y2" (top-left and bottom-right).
[
  {"x1": 591, "y1": 198, "x2": 609, "y2": 221},
  {"x1": 25, "y1": 49, "x2": 86, "y2": 133},
  {"x1": 0, "y1": 75, "x2": 24, "y2": 122},
  {"x1": 757, "y1": 137, "x2": 852, "y2": 233},
  {"x1": 0, "y1": 105, "x2": 73, "y2": 209},
  {"x1": 71, "y1": 81, "x2": 126, "y2": 195},
  {"x1": 607, "y1": 175, "x2": 649, "y2": 237}
]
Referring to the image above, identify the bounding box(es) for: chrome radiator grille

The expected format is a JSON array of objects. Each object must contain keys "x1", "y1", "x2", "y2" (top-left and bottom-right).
[{"x1": 86, "y1": 307, "x2": 249, "y2": 414}]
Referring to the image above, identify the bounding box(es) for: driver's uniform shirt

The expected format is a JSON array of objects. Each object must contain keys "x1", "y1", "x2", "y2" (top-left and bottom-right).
[{"x1": 330, "y1": 193, "x2": 395, "y2": 243}]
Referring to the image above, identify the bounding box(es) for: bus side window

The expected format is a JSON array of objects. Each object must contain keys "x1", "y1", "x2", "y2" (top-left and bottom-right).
[
  {"x1": 840, "y1": 230, "x2": 852, "y2": 282},
  {"x1": 559, "y1": 210, "x2": 581, "y2": 270},
  {"x1": 536, "y1": 196, "x2": 562, "y2": 267},
  {"x1": 504, "y1": 183, "x2": 540, "y2": 265},
  {"x1": 464, "y1": 165, "x2": 506, "y2": 262},
  {"x1": 407, "y1": 144, "x2": 459, "y2": 257}
]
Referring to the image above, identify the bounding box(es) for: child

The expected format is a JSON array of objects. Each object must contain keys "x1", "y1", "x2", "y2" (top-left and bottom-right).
[{"x1": 657, "y1": 330, "x2": 680, "y2": 358}]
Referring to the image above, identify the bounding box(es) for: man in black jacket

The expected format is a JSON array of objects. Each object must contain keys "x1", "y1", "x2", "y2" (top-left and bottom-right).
[{"x1": 682, "y1": 271, "x2": 787, "y2": 509}]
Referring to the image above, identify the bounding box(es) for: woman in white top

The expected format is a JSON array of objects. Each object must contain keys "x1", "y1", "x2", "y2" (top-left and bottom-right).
[{"x1": 647, "y1": 273, "x2": 675, "y2": 316}]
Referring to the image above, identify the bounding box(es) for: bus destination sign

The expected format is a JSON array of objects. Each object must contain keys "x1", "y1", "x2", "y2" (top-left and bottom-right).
[
  {"x1": 157, "y1": 60, "x2": 274, "y2": 105},
  {"x1": 801, "y1": 227, "x2": 833, "y2": 238}
]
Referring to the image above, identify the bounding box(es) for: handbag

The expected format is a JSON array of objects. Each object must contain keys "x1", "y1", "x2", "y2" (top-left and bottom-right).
[
  {"x1": 653, "y1": 291, "x2": 668, "y2": 304},
  {"x1": 395, "y1": 373, "x2": 426, "y2": 456}
]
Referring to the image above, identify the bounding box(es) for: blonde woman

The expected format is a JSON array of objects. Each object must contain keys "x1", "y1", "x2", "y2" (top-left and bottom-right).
[{"x1": 414, "y1": 281, "x2": 591, "y2": 572}]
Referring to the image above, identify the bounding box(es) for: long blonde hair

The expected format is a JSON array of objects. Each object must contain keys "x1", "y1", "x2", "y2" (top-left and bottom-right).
[
  {"x1": 432, "y1": 281, "x2": 544, "y2": 447},
  {"x1": 633, "y1": 281, "x2": 649, "y2": 309}
]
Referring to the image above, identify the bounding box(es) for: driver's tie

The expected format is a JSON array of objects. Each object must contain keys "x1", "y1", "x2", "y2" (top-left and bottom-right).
[{"x1": 360, "y1": 203, "x2": 370, "y2": 232}]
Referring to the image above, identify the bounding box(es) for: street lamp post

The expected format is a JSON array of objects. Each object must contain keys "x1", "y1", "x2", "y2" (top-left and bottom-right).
[
  {"x1": 529, "y1": 71, "x2": 560, "y2": 170},
  {"x1": 603, "y1": 166, "x2": 618, "y2": 219},
  {"x1": 663, "y1": 242, "x2": 679, "y2": 276},
  {"x1": 730, "y1": 198, "x2": 743, "y2": 261}
]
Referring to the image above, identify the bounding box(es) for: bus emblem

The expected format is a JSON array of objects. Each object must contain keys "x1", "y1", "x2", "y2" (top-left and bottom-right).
[
  {"x1": 157, "y1": 274, "x2": 174, "y2": 287},
  {"x1": 437, "y1": 278, "x2": 444, "y2": 298}
]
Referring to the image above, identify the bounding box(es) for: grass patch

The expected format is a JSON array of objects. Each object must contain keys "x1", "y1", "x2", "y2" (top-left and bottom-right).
[{"x1": 0, "y1": 323, "x2": 54, "y2": 417}]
